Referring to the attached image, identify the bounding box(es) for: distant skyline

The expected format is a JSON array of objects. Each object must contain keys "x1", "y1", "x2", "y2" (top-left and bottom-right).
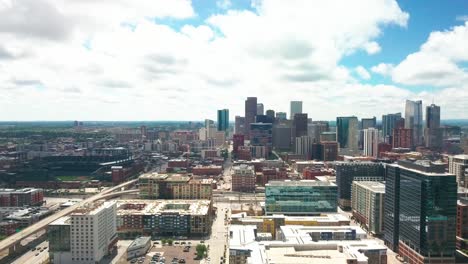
[{"x1": 1, "y1": 0, "x2": 467, "y2": 121}]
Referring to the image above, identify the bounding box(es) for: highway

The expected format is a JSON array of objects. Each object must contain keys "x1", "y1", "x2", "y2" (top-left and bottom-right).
[{"x1": 0, "y1": 179, "x2": 138, "y2": 254}]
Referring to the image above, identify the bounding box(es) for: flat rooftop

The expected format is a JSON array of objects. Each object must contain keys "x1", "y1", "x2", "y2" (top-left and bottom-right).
[
  {"x1": 139, "y1": 173, "x2": 190, "y2": 182},
  {"x1": 353, "y1": 181, "x2": 385, "y2": 193},
  {"x1": 266, "y1": 180, "x2": 336, "y2": 187},
  {"x1": 50, "y1": 216, "x2": 71, "y2": 226},
  {"x1": 72, "y1": 201, "x2": 115, "y2": 216},
  {"x1": 128, "y1": 236, "x2": 151, "y2": 250},
  {"x1": 116, "y1": 199, "x2": 211, "y2": 216}
]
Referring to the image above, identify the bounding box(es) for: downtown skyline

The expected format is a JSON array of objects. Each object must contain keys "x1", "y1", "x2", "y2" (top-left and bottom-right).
[{"x1": 1, "y1": 0, "x2": 468, "y2": 121}]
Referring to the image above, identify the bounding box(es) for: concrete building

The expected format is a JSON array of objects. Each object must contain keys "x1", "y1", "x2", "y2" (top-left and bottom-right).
[
  {"x1": 272, "y1": 123, "x2": 292, "y2": 150},
  {"x1": 308, "y1": 121, "x2": 329, "y2": 143},
  {"x1": 405, "y1": 100, "x2": 423, "y2": 146},
  {"x1": 320, "y1": 131, "x2": 337, "y2": 142},
  {"x1": 293, "y1": 113, "x2": 308, "y2": 138},
  {"x1": 449, "y1": 154, "x2": 468, "y2": 186},
  {"x1": 256, "y1": 103, "x2": 264, "y2": 115},
  {"x1": 217, "y1": 109, "x2": 229, "y2": 131},
  {"x1": 244, "y1": 97, "x2": 257, "y2": 139},
  {"x1": 265, "y1": 180, "x2": 337, "y2": 215},
  {"x1": 235, "y1": 116, "x2": 245, "y2": 135},
  {"x1": 290, "y1": 101, "x2": 303, "y2": 119},
  {"x1": 232, "y1": 164, "x2": 256, "y2": 193},
  {"x1": 138, "y1": 173, "x2": 212, "y2": 200},
  {"x1": 351, "y1": 181, "x2": 385, "y2": 235},
  {"x1": 0, "y1": 188, "x2": 44, "y2": 207},
  {"x1": 336, "y1": 116, "x2": 359, "y2": 155},
  {"x1": 335, "y1": 162, "x2": 384, "y2": 210},
  {"x1": 320, "y1": 141, "x2": 339, "y2": 161},
  {"x1": 249, "y1": 123, "x2": 273, "y2": 154},
  {"x1": 382, "y1": 113, "x2": 402, "y2": 144},
  {"x1": 295, "y1": 136, "x2": 313, "y2": 159},
  {"x1": 384, "y1": 160, "x2": 457, "y2": 263},
  {"x1": 363, "y1": 128, "x2": 379, "y2": 158},
  {"x1": 116, "y1": 200, "x2": 212, "y2": 237},
  {"x1": 126, "y1": 237, "x2": 151, "y2": 260}
]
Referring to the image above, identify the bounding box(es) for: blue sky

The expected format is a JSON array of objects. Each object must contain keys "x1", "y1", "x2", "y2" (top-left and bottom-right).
[{"x1": 0, "y1": 0, "x2": 467, "y2": 120}]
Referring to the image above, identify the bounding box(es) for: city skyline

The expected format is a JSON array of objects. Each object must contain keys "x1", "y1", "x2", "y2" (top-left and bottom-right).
[{"x1": 1, "y1": 0, "x2": 468, "y2": 121}]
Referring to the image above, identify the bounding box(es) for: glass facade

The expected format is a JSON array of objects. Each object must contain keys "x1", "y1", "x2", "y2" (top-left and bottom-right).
[
  {"x1": 265, "y1": 181, "x2": 337, "y2": 215},
  {"x1": 48, "y1": 223, "x2": 71, "y2": 252},
  {"x1": 217, "y1": 109, "x2": 229, "y2": 131},
  {"x1": 384, "y1": 165, "x2": 400, "y2": 251}
]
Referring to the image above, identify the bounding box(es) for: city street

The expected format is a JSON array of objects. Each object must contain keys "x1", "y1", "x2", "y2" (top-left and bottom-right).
[
  {"x1": 204, "y1": 203, "x2": 230, "y2": 264},
  {"x1": 11, "y1": 241, "x2": 49, "y2": 264}
]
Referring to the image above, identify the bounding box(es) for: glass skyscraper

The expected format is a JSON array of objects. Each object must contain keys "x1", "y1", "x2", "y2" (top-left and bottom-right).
[
  {"x1": 217, "y1": 109, "x2": 229, "y2": 131},
  {"x1": 336, "y1": 116, "x2": 359, "y2": 154},
  {"x1": 265, "y1": 180, "x2": 337, "y2": 215},
  {"x1": 405, "y1": 100, "x2": 423, "y2": 146}
]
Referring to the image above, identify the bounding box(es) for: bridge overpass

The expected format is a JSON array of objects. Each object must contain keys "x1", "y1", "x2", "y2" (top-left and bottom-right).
[{"x1": 0, "y1": 179, "x2": 138, "y2": 256}]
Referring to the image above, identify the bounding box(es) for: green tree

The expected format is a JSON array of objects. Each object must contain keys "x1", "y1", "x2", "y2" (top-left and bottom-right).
[
  {"x1": 161, "y1": 238, "x2": 167, "y2": 245},
  {"x1": 167, "y1": 239, "x2": 174, "y2": 246},
  {"x1": 196, "y1": 244, "x2": 208, "y2": 259}
]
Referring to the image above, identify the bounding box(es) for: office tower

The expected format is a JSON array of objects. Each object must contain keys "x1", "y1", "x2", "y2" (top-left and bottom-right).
[
  {"x1": 265, "y1": 180, "x2": 337, "y2": 215},
  {"x1": 290, "y1": 101, "x2": 303, "y2": 119},
  {"x1": 363, "y1": 128, "x2": 379, "y2": 158},
  {"x1": 320, "y1": 141, "x2": 339, "y2": 161},
  {"x1": 320, "y1": 132, "x2": 337, "y2": 142},
  {"x1": 392, "y1": 128, "x2": 413, "y2": 149},
  {"x1": 257, "y1": 103, "x2": 264, "y2": 115},
  {"x1": 217, "y1": 109, "x2": 229, "y2": 131},
  {"x1": 360, "y1": 117, "x2": 376, "y2": 149},
  {"x1": 71, "y1": 201, "x2": 118, "y2": 264},
  {"x1": 233, "y1": 134, "x2": 245, "y2": 154},
  {"x1": 255, "y1": 114, "x2": 274, "y2": 124},
  {"x1": 235, "y1": 116, "x2": 245, "y2": 135},
  {"x1": 250, "y1": 123, "x2": 273, "y2": 153},
  {"x1": 405, "y1": 100, "x2": 423, "y2": 146},
  {"x1": 308, "y1": 121, "x2": 329, "y2": 142},
  {"x1": 293, "y1": 113, "x2": 308, "y2": 137},
  {"x1": 384, "y1": 160, "x2": 457, "y2": 263},
  {"x1": 205, "y1": 119, "x2": 214, "y2": 129},
  {"x1": 266, "y1": 109, "x2": 275, "y2": 120},
  {"x1": 232, "y1": 164, "x2": 256, "y2": 192},
  {"x1": 244, "y1": 97, "x2": 257, "y2": 139},
  {"x1": 448, "y1": 154, "x2": 468, "y2": 186},
  {"x1": 457, "y1": 198, "x2": 468, "y2": 251},
  {"x1": 383, "y1": 113, "x2": 402, "y2": 143},
  {"x1": 336, "y1": 116, "x2": 359, "y2": 154},
  {"x1": 295, "y1": 136, "x2": 313, "y2": 159},
  {"x1": 273, "y1": 123, "x2": 292, "y2": 150},
  {"x1": 351, "y1": 181, "x2": 385, "y2": 235},
  {"x1": 198, "y1": 127, "x2": 207, "y2": 141},
  {"x1": 424, "y1": 104, "x2": 442, "y2": 149},
  {"x1": 335, "y1": 162, "x2": 385, "y2": 210},
  {"x1": 276, "y1": 112, "x2": 287, "y2": 120}
]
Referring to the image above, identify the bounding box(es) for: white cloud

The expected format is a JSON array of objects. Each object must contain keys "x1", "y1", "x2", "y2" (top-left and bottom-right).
[
  {"x1": 355, "y1": 66, "x2": 371, "y2": 80},
  {"x1": 371, "y1": 63, "x2": 394, "y2": 76},
  {"x1": 5, "y1": 0, "x2": 464, "y2": 120},
  {"x1": 364, "y1": 41, "x2": 382, "y2": 55},
  {"x1": 216, "y1": 0, "x2": 232, "y2": 9},
  {"x1": 456, "y1": 15, "x2": 468, "y2": 22}
]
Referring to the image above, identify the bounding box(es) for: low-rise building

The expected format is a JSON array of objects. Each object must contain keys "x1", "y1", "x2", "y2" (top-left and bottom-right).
[
  {"x1": 116, "y1": 200, "x2": 212, "y2": 238},
  {"x1": 0, "y1": 188, "x2": 44, "y2": 207},
  {"x1": 192, "y1": 165, "x2": 223, "y2": 176},
  {"x1": 127, "y1": 237, "x2": 151, "y2": 260},
  {"x1": 351, "y1": 181, "x2": 385, "y2": 235},
  {"x1": 139, "y1": 173, "x2": 213, "y2": 200},
  {"x1": 232, "y1": 165, "x2": 256, "y2": 193}
]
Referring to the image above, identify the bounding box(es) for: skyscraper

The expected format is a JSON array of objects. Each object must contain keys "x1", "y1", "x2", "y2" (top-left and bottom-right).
[
  {"x1": 293, "y1": 113, "x2": 308, "y2": 138},
  {"x1": 266, "y1": 109, "x2": 275, "y2": 119},
  {"x1": 234, "y1": 116, "x2": 245, "y2": 135},
  {"x1": 273, "y1": 122, "x2": 292, "y2": 150},
  {"x1": 276, "y1": 112, "x2": 287, "y2": 120},
  {"x1": 382, "y1": 113, "x2": 402, "y2": 143},
  {"x1": 405, "y1": 100, "x2": 423, "y2": 146},
  {"x1": 217, "y1": 109, "x2": 229, "y2": 131},
  {"x1": 257, "y1": 103, "x2": 264, "y2": 115},
  {"x1": 360, "y1": 117, "x2": 376, "y2": 149},
  {"x1": 250, "y1": 123, "x2": 273, "y2": 153},
  {"x1": 308, "y1": 121, "x2": 329, "y2": 143},
  {"x1": 244, "y1": 97, "x2": 257, "y2": 139},
  {"x1": 363, "y1": 128, "x2": 379, "y2": 158},
  {"x1": 384, "y1": 160, "x2": 457, "y2": 263},
  {"x1": 336, "y1": 116, "x2": 359, "y2": 154},
  {"x1": 290, "y1": 101, "x2": 303, "y2": 119},
  {"x1": 424, "y1": 104, "x2": 442, "y2": 149}
]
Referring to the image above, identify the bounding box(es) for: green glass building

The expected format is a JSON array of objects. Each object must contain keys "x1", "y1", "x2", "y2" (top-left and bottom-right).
[
  {"x1": 265, "y1": 180, "x2": 337, "y2": 215},
  {"x1": 217, "y1": 109, "x2": 229, "y2": 131}
]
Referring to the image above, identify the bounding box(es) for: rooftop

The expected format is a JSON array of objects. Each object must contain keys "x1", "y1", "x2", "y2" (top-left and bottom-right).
[
  {"x1": 353, "y1": 181, "x2": 385, "y2": 193},
  {"x1": 71, "y1": 201, "x2": 115, "y2": 216},
  {"x1": 266, "y1": 180, "x2": 336, "y2": 187},
  {"x1": 128, "y1": 236, "x2": 151, "y2": 251},
  {"x1": 116, "y1": 199, "x2": 211, "y2": 216},
  {"x1": 50, "y1": 216, "x2": 71, "y2": 226},
  {"x1": 139, "y1": 173, "x2": 190, "y2": 182}
]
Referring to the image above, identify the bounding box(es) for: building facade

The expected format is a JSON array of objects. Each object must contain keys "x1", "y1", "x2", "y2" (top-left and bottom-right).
[
  {"x1": 351, "y1": 181, "x2": 385, "y2": 235},
  {"x1": 290, "y1": 101, "x2": 303, "y2": 119},
  {"x1": 336, "y1": 116, "x2": 359, "y2": 155},
  {"x1": 235, "y1": 116, "x2": 245, "y2": 135},
  {"x1": 382, "y1": 113, "x2": 402, "y2": 144},
  {"x1": 138, "y1": 173, "x2": 212, "y2": 200},
  {"x1": 363, "y1": 128, "x2": 379, "y2": 158},
  {"x1": 392, "y1": 128, "x2": 413, "y2": 149},
  {"x1": 244, "y1": 97, "x2": 258, "y2": 139},
  {"x1": 217, "y1": 109, "x2": 229, "y2": 131},
  {"x1": 448, "y1": 154, "x2": 468, "y2": 187},
  {"x1": 405, "y1": 100, "x2": 423, "y2": 146},
  {"x1": 424, "y1": 104, "x2": 442, "y2": 149},
  {"x1": 265, "y1": 180, "x2": 337, "y2": 215},
  {"x1": 232, "y1": 165, "x2": 256, "y2": 192}
]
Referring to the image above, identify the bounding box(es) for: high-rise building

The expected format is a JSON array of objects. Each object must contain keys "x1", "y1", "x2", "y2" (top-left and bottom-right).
[
  {"x1": 233, "y1": 134, "x2": 245, "y2": 154},
  {"x1": 257, "y1": 103, "x2": 264, "y2": 115},
  {"x1": 290, "y1": 101, "x2": 303, "y2": 119},
  {"x1": 405, "y1": 100, "x2": 423, "y2": 146},
  {"x1": 457, "y1": 198, "x2": 468, "y2": 252},
  {"x1": 384, "y1": 160, "x2": 457, "y2": 264},
  {"x1": 308, "y1": 121, "x2": 329, "y2": 143},
  {"x1": 392, "y1": 128, "x2": 413, "y2": 149},
  {"x1": 320, "y1": 132, "x2": 337, "y2": 142},
  {"x1": 250, "y1": 123, "x2": 273, "y2": 154},
  {"x1": 293, "y1": 113, "x2": 308, "y2": 138},
  {"x1": 266, "y1": 109, "x2": 275, "y2": 120},
  {"x1": 382, "y1": 113, "x2": 402, "y2": 143},
  {"x1": 363, "y1": 128, "x2": 379, "y2": 158},
  {"x1": 217, "y1": 109, "x2": 229, "y2": 131},
  {"x1": 360, "y1": 117, "x2": 376, "y2": 149},
  {"x1": 255, "y1": 114, "x2": 274, "y2": 124},
  {"x1": 273, "y1": 123, "x2": 292, "y2": 150},
  {"x1": 320, "y1": 141, "x2": 339, "y2": 161},
  {"x1": 276, "y1": 112, "x2": 287, "y2": 120},
  {"x1": 232, "y1": 164, "x2": 256, "y2": 192},
  {"x1": 448, "y1": 154, "x2": 468, "y2": 187},
  {"x1": 244, "y1": 97, "x2": 257, "y2": 139},
  {"x1": 295, "y1": 136, "x2": 313, "y2": 159},
  {"x1": 235, "y1": 116, "x2": 245, "y2": 135},
  {"x1": 351, "y1": 181, "x2": 385, "y2": 235},
  {"x1": 424, "y1": 104, "x2": 442, "y2": 149},
  {"x1": 336, "y1": 116, "x2": 359, "y2": 154},
  {"x1": 335, "y1": 162, "x2": 385, "y2": 210},
  {"x1": 265, "y1": 180, "x2": 337, "y2": 215}
]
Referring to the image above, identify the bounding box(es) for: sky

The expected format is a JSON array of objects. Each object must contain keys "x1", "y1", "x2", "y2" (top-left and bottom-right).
[{"x1": 0, "y1": 0, "x2": 468, "y2": 121}]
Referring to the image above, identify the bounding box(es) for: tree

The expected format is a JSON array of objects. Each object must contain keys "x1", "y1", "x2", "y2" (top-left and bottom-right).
[
  {"x1": 167, "y1": 239, "x2": 174, "y2": 246},
  {"x1": 161, "y1": 238, "x2": 167, "y2": 245},
  {"x1": 196, "y1": 244, "x2": 208, "y2": 259}
]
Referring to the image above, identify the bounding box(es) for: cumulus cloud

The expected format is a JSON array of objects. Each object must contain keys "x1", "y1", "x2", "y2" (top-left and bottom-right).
[
  {"x1": 355, "y1": 66, "x2": 371, "y2": 80},
  {"x1": 364, "y1": 41, "x2": 382, "y2": 55},
  {"x1": 371, "y1": 63, "x2": 394, "y2": 76}
]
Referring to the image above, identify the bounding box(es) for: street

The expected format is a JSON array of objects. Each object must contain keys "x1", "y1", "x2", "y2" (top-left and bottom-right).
[
  {"x1": 204, "y1": 203, "x2": 230, "y2": 264},
  {"x1": 11, "y1": 241, "x2": 49, "y2": 264}
]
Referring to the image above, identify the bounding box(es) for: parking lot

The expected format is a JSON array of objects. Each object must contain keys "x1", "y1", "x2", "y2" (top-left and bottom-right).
[{"x1": 123, "y1": 241, "x2": 202, "y2": 264}]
